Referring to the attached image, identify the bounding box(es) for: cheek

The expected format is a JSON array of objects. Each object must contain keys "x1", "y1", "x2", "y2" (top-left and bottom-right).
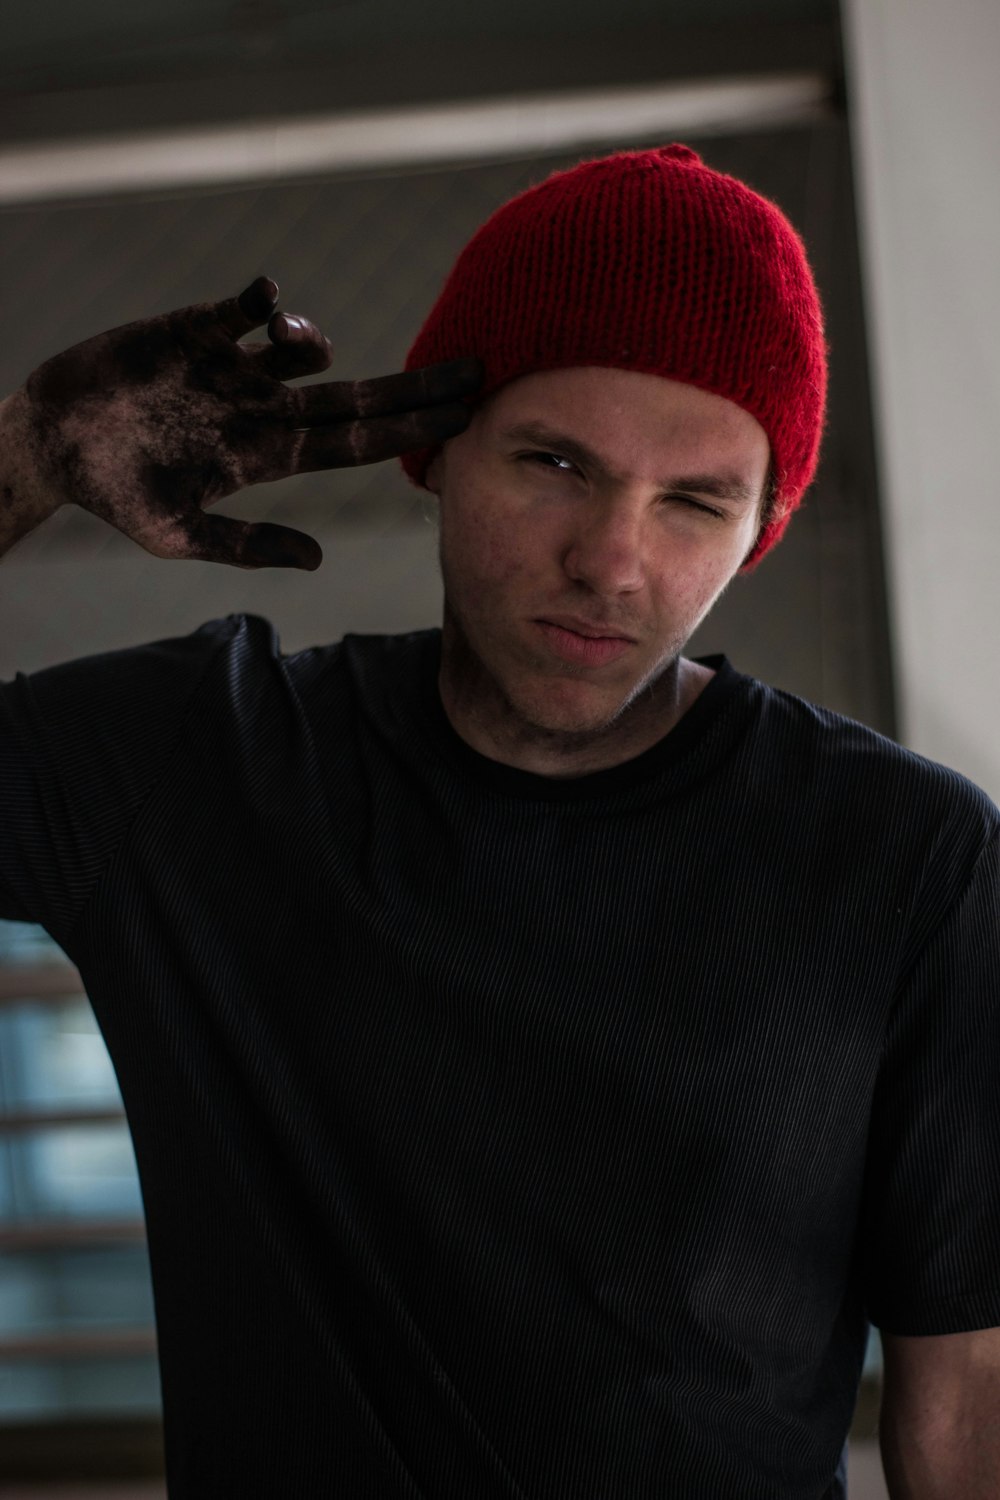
[
  {"x1": 649, "y1": 537, "x2": 747, "y2": 621},
  {"x1": 442, "y1": 490, "x2": 538, "y2": 592}
]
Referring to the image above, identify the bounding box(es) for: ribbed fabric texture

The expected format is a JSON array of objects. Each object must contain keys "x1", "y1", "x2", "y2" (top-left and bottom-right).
[
  {"x1": 401, "y1": 144, "x2": 827, "y2": 565},
  {"x1": 3, "y1": 614, "x2": 999, "y2": 1500}
]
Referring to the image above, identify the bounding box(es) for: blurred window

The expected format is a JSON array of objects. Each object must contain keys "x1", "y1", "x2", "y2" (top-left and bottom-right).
[{"x1": 0, "y1": 919, "x2": 160, "y2": 1424}]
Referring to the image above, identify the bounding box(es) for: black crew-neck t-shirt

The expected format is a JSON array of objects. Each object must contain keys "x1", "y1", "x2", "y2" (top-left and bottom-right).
[{"x1": 3, "y1": 614, "x2": 999, "y2": 1499}]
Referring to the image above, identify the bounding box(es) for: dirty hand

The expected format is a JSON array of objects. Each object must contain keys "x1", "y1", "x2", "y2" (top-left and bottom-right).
[{"x1": 16, "y1": 276, "x2": 480, "y2": 570}]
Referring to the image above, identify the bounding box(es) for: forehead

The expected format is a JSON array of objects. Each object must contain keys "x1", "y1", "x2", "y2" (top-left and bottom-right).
[{"x1": 478, "y1": 366, "x2": 769, "y2": 474}]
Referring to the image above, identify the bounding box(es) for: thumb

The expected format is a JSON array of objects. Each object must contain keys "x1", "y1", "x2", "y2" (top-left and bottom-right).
[{"x1": 182, "y1": 512, "x2": 323, "y2": 570}]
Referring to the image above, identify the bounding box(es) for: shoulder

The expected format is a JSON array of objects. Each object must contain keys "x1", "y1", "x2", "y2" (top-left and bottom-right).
[
  {"x1": 283, "y1": 624, "x2": 438, "y2": 710},
  {"x1": 755, "y1": 675, "x2": 994, "y2": 808},
  {"x1": 59, "y1": 614, "x2": 440, "y2": 739},
  {"x1": 4, "y1": 612, "x2": 252, "y2": 729},
  {"x1": 733, "y1": 672, "x2": 999, "y2": 886}
]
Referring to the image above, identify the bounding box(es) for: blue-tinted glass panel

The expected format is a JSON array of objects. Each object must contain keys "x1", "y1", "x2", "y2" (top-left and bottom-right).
[
  {"x1": 0, "y1": 919, "x2": 65, "y2": 967},
  {"x1": 1, "y1": 995, "x2": 120, "y2": 1112},
  {"x1": 0, "y1": 1355, "x2": 161, "y2": 1419},
  {"x1": 6, "y1": 1124, "x2": 143, "y2": 1222},
  {"x1": 0, "y1": 1246, "x2": 155, "y2": 1337},
  {"x1": 863, "y1": 1326, "x2": 882, "y2": 1377}
]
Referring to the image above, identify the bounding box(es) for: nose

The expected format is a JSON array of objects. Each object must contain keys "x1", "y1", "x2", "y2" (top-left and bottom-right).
[{"x1": 561, "y1": 500, "x2": 646, "y2": 596}]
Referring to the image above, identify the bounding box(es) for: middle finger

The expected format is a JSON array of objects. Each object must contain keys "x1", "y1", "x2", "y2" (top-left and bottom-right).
[
  {"x1": 291, "y1": 359, "x2": 483, "y2": 426},
  {"x1": 291, "y1": 402, "x2": 473, "y2": 473}
]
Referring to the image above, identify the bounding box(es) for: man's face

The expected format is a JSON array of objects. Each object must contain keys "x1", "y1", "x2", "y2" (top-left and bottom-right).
[{"x1": 427, "y1": 365, "x2": 770, "y2": 766}]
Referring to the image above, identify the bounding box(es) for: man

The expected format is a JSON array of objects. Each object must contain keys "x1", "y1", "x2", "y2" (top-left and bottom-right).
[{"x1": 1, "y1": 144, "x2": 998, "y2": 1499}]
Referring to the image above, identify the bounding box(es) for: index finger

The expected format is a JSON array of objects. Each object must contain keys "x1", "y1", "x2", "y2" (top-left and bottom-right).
[
  {"x1": 214, "y1": 276, "x2": 281, "y2": 341},
  {"x1": 292, "y1": 358, "x2": 483, "y2": 426}
]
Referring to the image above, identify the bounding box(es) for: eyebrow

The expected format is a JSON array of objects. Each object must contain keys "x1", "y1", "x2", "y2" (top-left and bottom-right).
[{"x1": 500, "y1": 421, "x2": 761, "y2": 506}]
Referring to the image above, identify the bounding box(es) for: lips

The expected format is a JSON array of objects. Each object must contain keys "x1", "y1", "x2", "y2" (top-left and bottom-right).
[
  {"x1": 537, "y1": 615, "x2": 636, "y2": 642},
  {"x1": 534, "y1": 618, "x2": 635, "y2": 666}
]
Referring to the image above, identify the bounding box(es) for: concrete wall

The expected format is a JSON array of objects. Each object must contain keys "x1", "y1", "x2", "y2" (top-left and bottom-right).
[{"x1": 841, "y1": 0, "x2": 1000, "y2": 802}]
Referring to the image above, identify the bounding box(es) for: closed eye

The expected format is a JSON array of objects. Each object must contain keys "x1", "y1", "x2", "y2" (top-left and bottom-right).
[{"x1": 667, "y1": 494, "x2": 726, "y2": 520}]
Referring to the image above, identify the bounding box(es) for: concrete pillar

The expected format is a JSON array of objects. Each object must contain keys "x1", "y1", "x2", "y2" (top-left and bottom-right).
[{"x1": 841, "y1": 0, "x2": 1000, "y2": 800}]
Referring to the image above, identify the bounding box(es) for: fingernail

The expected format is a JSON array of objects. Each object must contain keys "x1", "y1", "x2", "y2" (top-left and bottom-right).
[
  {"x1": 277, "y1": 314, "x2": 306, "y2": 339},
  {"x1": 246, "y1": 275, "x2": 279, "y2": 310}
]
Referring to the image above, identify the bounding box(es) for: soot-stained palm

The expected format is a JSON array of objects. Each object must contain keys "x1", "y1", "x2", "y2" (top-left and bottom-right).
[{"x1": 19, "y1": 276, "x2": 480, "y2": 570}]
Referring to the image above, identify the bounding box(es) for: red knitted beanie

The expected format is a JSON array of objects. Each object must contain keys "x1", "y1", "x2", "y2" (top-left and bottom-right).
[{"x1": 401, "y1": 143, "x2": 827, "y2": 566}]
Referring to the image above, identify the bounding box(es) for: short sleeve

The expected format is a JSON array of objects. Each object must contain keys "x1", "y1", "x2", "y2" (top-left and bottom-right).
[
  {"x1": 0, "y1": 614, "x2": 244, "y2": 952},
  {"x1": 861, "y1": 825, "x2": 1000, "y2": 1335}
]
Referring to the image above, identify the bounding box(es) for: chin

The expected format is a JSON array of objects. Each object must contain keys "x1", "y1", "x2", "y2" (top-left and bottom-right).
[{"x1": 503, "y1": 672, "x2": 636, "y2": 740}]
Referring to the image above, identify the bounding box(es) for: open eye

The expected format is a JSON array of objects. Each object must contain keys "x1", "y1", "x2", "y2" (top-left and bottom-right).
[{"x1": 522, "y1": 450, "x2": 578, "y2": 474}]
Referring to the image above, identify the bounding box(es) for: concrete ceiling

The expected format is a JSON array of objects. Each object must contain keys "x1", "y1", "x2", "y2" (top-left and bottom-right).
[{"x1": 7, "y1": 0, "x2": 835, "y2": 97}]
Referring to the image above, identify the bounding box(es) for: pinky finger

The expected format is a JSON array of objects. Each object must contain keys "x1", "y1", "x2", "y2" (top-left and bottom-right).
[{"x1": 214, "y1": 276, "x2": 281, "y2": 341}]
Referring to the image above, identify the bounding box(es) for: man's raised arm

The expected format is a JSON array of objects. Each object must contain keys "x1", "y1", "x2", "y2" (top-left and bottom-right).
[{"x1": 0, "y1": 274, "x2": 480, "y2": 567}]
